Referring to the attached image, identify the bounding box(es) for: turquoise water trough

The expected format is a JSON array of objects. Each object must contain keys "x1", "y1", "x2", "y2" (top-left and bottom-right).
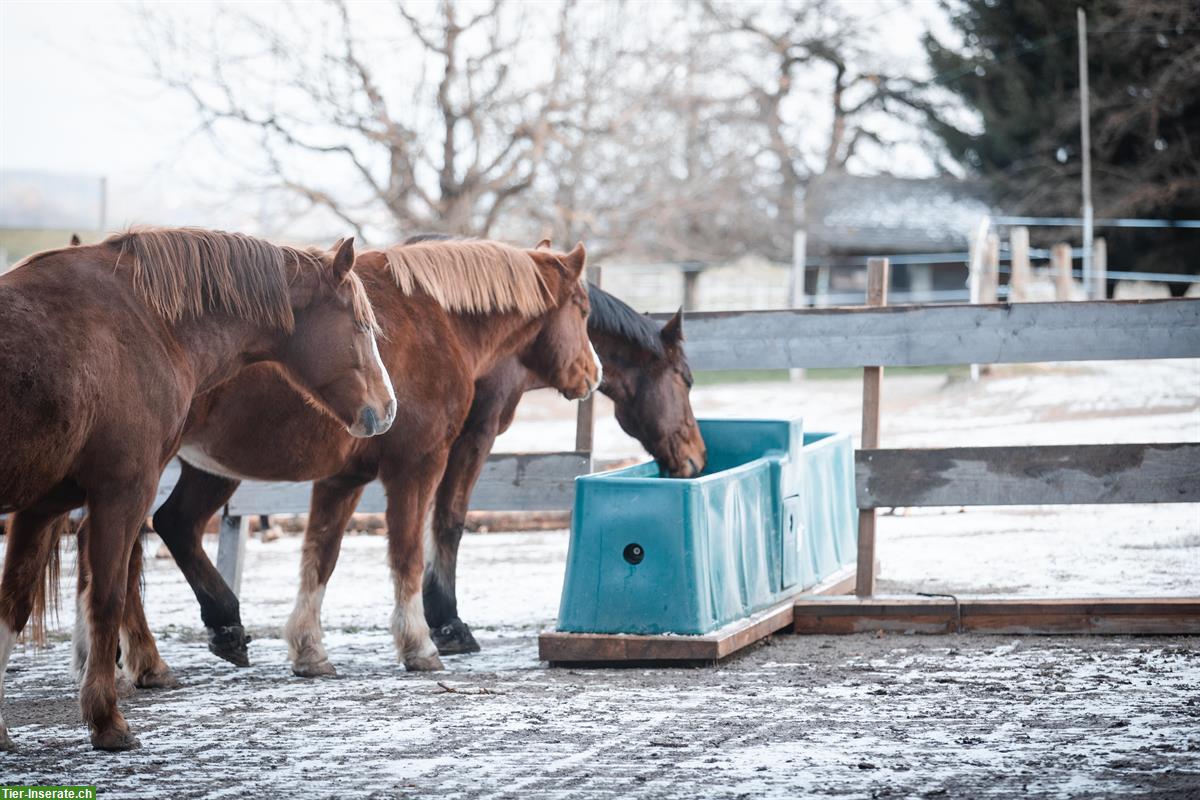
[{"x1": 557, "y1": 418, "x2": 858, "y2": 636}]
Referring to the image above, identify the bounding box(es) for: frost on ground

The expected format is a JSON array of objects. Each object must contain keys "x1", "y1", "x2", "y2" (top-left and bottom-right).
[{"x1": 2, "y1": 360, "x2": 1198, "y2": 797}]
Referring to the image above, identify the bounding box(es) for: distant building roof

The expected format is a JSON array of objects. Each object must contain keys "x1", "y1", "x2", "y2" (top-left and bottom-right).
[{"x1": 806, "y1": 175, "x2": 992, "y2": 255}]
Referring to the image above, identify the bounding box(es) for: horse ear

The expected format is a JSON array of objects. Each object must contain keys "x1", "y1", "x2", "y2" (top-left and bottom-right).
[
  {"x1": 535, "y1": 238, "x2": 552, "y2": 250},
  {"x1": 561, "y1": 242, "x2": 586, "y2": 279},
  {"x1": 69, "y1": 234, "x2": 81, "y2": 246},
  {"x1": 661, "y1": 307, "x2": 684, "y2": 347},
  {"x1": 329, "y1": 237, "x2": 355, "y2": 283}
]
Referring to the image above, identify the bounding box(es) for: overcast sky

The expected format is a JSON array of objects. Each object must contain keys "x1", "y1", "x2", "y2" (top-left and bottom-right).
[{"x1": 2, "y1": 0, "x2": 950, "y2": 237}]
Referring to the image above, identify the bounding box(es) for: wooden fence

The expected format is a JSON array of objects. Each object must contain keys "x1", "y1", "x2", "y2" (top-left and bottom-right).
[{"x1": 164, "y1": 285, "x2": 1198, "y2": 628}]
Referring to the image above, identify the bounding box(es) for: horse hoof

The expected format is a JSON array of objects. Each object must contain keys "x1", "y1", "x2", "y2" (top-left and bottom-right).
[
  {"x1": 405, "y1": 654, "x2": 444, "y2": 672},
  {"x1": 432, "y1": 620, "x2": 481, "y2": 655},
  {"x1": 116, "y1": 674, "x2": 137, "y2": 698},
  {"x1": 292, "y1": 660, "x2": 337, "y2": 678},
  {"x1": 135, "y1": 667, "x2": 181, "y2": 690},
  {"x1": 208, "y1": 626, "x2": 251, "y2": 667},
  {"x1": 0, "y1": 728, "x2": 13, "y2": 752},
  {"x1": 91, "y1": 727, "x2": 140, "y2": 752}
]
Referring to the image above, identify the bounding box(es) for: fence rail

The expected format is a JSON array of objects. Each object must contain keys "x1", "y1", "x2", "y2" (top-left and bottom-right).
[{"x1": 679, "y1": 298, "x2": 1200, "y2": 370}]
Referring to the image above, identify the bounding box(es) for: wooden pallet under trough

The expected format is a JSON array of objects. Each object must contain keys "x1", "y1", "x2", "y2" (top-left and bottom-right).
[{"x1": 538, "y1": 567, "x2": 857, "y2": 665}]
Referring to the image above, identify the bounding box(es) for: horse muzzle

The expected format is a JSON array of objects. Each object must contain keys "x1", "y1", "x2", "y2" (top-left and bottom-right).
[{"x1": 349, "y1": 401, "x2": 396, "y2": 438}]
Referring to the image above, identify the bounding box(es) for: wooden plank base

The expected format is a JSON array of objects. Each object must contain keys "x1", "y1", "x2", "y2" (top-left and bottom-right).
[
  {"x1": 540, "y1": 566, "x2": 857, "y2": 666},
  {"x1": 792, "y1": 596, "x2": 1200, "y2": 635}
]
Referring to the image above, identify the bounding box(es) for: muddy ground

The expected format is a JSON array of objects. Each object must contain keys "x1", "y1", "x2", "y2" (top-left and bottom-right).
[
  {"x1": 3, "y1": 361, "x2": 1198, "y2": 797},
  {"x1": 3, "y1": 629, "x2": 1199, "y2": 798},
  {"x1": 3, "y1": 528, "x2": 1198, "y2": 799}
]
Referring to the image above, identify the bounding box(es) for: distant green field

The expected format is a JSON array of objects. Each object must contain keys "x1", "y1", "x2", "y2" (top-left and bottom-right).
[{"x1": 693, "y1": 365, "x2": 970, "y2": 385}]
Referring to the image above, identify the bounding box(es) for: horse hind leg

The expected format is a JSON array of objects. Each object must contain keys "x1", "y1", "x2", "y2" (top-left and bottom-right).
[
  {"x1": 426, "y1": 428, "x2": 492, "y2": 655},
  {"x1": 151, "y1": 462, "x2": 246, "y2": 666},
  {"x1": 0, "y1": 486, "x2": 82, "y2": 750},
  {"x1": 119, "y1": 537, "x2": 179, "y2": 689},
  {"x1": 70, "y1": 518, "x2": 135, "y2": 697}
]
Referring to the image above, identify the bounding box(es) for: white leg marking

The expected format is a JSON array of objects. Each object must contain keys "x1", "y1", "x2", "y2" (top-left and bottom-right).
[
  {"x1": 72, "y1": 585, "x2": 90, "y2": 683},
  {"x1": 391, "y1": 586, "x2": 438, "y2": 663},
  {"x1": 284, "y1": 583, "x2": 327, "y2": 667},
  {"x1": 0, "y1": 623, "x2": 16, "y2": 746}
]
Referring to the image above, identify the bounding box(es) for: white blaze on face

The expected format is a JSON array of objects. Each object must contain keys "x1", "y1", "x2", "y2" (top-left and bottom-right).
[
  {"x1": 589, "y1": 340, "x2": 604, "y2": 388},
  {"x1": 369, "y1": 331, "x2": 396, "y2": 420}
]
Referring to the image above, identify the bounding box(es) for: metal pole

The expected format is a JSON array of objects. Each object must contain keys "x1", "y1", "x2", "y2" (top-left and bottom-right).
[{"x1": 1078, "y1": 8, "x2": 1094, "y2": 298}]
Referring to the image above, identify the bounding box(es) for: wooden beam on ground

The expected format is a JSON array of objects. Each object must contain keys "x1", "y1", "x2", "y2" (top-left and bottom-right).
[
  {"x1": 792, "y1": 597, "x2": 1200, "y2": 635},
  {"x1": 675, "y1": 298, "x2": 1200, "y2": 371},
  {"x1": 856, "y1": 443, "x2": 1200, "y2": 508},
  {"x1": 541, "y1": 565, "x2": 856, "y2": 665}
]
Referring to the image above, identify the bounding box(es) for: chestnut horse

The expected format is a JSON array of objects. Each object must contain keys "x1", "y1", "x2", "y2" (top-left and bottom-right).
[
  {"x1": 0, "y1": 228, "x2": 395, "y2": 751},
  {"x1": 116, "y1": 240, "x2": 599, "y2": 677},
  {"x1": 424, "y1": 269, "x2": 707, "y2": 654}
]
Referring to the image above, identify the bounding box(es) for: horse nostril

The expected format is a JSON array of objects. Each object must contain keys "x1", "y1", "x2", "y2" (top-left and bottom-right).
[
  {"x1": 360, "y1": 406, "x2": 378, "y2": 435},
  {"x1": 687, "y1": 457, "x2": 699, "y2": 477}
]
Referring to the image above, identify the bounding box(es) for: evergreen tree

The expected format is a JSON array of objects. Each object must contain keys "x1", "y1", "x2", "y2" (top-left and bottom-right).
[{"x1": 922, "y1": 0, "x2": 1199, "y2": 293}]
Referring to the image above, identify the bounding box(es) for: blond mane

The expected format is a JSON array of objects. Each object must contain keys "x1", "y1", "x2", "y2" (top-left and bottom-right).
[
  {"x1": 381, "y1": 240, "x2": 554, "y2": 317},
  {"x1": 102, "y1": 227, "x2": 376, "y2": 332}
]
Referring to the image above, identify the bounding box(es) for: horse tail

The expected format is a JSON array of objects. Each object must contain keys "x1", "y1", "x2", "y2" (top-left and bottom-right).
[{"x1": 27, "y1": 514, "x2": 70, "y2": 647}]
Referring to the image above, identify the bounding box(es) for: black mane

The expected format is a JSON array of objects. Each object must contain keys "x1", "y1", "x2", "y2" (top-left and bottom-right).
[
  {"x1": 402, "y1": 232, "x2": 664, "y2": 355},
  {"x1": 586, "y1": 285, "x2": 664, "y2": 356}
]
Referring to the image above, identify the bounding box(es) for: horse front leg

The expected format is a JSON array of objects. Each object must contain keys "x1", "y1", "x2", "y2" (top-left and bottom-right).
[
  {"x1": 150, "y1": 462, "x2": 244, "y2": 665},
  {"x1": 284, "y1": 475, "x2": 368, "y2": 677},
  {"x1": 426, "y1": 421, "x2": 500, "y2": 655},
  {"x1": 385, "y1": 455, "x2": 448, "y2": 671}
]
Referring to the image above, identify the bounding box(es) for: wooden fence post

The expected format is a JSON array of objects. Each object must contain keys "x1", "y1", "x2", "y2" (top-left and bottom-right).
[
  {"x1": 981, "y1": 233, "x2": 1000, "y2": 303},
  {"x1": 789, "y1": 232, "x2": 807, "y2": 380},
  {"x1": 216, "y1": 513, "x2": 250, "y2": 595},
  {"x1": 1010, "y1": 226, "x2": 1031, "y2": 302},
  {"x1": 1092, "y1": 237, "x2": 1107, "y2": 300},
  {"x1": 682, "y1": 265, "x2": 701, "y2": 311},
  {"x1": 575, "y1": 267, "x2": 601, "y2": 463},
  {"x1": 1052, "y1": 243, "x2": 1074, "y2": 300},
  {"x1": 855, "y1": 257, "x2": 888, "y2": 597}
]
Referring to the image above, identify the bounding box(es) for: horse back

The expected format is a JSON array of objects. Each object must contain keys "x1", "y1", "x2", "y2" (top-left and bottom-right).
[{"x1": 0, "y1": 250, "x2": 190, "y2": 508}]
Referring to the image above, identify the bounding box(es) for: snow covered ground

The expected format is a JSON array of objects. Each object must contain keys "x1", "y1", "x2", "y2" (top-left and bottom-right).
[{"x1": 2, "y1": 359, "x2": 1198, "y2": 796}]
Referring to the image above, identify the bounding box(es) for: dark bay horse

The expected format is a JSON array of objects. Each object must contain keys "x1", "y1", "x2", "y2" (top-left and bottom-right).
[
  {"x1": 425, "y1": 277, "x2": 707, "y2": 654},
  {"x1": 0, "y1": 228, "x2": 395, "y2": 751},
  {"x1": 119, "y1": 240, "x2": 600, "y2": 677}
]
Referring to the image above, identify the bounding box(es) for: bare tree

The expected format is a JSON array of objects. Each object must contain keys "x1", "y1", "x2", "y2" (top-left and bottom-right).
[
  {"x1": 140, "y1": 0, "x2": 576, "y2": 242},
  {"x1": 702, "y1": 0, "x2": 922, "y2": 258}
]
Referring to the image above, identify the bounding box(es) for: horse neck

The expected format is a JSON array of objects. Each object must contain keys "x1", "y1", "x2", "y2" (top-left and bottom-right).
[
  {"x1": 169, "y1": 315, "x2": 287, "y2": 395},
  {"x1": 588, "y1": 329, "x2": 645, "y2": 406},
  {"x1": 446, "y1": 310, "x2": 542, "y2": 380}
]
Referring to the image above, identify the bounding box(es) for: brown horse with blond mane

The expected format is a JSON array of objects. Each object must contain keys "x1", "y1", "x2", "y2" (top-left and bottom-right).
[
  {"x1": 0, "y1": 228, "x2": 395, "y2": 751},
  {"x1": 112, "y1": 239, "x2": 599, "y2": 678}
]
